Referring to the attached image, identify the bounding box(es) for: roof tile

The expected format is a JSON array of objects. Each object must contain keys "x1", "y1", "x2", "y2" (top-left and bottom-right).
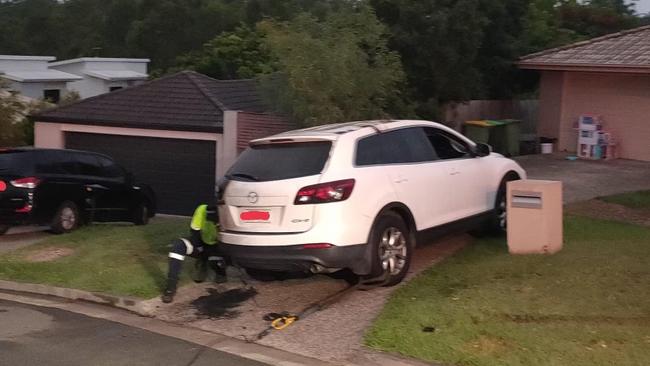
[
  {"x1": 519, "y1": 25, "x2": 650, "y2": 70},
  {"x1": 34, "y1": 71, "x2": 269, "y2": 132}
]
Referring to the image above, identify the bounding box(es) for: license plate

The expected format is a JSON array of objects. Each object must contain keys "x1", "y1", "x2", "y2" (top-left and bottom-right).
[{"x1": 240, "y1": 210, "x2": 271, "y2": 222}]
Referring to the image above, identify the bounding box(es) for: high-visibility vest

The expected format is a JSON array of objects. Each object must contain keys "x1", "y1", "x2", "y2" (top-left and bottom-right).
[{"x1": 190, "y1": 204, "x2": 218, "y2": 245}]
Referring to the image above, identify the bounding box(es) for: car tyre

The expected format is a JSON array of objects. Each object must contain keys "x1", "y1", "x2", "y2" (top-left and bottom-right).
[
  {"x1": 51, "y1": 201, "x2": 80, "y2": 234},
  {"x1": 132, "y1": 202, "x2": 150, "y2": 226},
  {"x1": 482, "y1": 174, "x2": 520, "y2": 235},
  {"x1": 0, "y1": 225, "x2": 9, "y2": 235},
  {"x1": 366, "y1": 212, "x2": 413, "y2": 287}
]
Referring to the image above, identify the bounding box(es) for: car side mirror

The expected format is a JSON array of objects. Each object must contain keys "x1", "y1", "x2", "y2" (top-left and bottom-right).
[{"x1": 474, "y1": 143, "x2": 491, "y2": 157}]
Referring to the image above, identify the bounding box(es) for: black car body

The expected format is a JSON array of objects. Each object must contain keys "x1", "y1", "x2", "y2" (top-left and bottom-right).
[{"x1": 0, "y1": 148, "x2": 156, "y2": 234}]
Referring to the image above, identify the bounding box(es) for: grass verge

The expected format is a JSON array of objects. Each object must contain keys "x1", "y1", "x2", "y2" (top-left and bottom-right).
[
  {"x1": 366, "y1": 216, "x2": 650, "y2": 366},
  {"x1": 0, "y1": 217, "x2": 189, "y2": 298},
  {"x1": 599, "y1": 190, "x2": 650, "y2": 209}
]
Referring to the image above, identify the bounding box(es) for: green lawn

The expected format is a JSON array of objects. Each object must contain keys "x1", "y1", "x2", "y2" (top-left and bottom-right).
[
  {"x1": 0, "y1": 217, "x2": 189, "y2": 298},
  {"x1": 599, "y1": 190, "x2": 650, "y2": 209},
  {"x1": 366, "y1": 216, "x2": 650, "y2": 366}
]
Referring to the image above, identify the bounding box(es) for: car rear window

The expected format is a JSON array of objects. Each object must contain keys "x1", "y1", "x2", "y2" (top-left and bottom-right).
[
  {"x1": 0, "y1": 151, "x2": 35, "y2": 176},
  {"x1": 227, "y1": 142, "x2": 332, "y2": 182}
]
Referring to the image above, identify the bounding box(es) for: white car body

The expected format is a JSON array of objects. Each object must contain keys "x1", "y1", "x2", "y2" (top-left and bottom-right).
[{"x1": 218, "y1": 120, "x2": 526, "y2": 276}]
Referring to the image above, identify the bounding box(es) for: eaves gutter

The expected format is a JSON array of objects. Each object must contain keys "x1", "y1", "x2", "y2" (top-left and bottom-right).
[
  {"x1": 517, "y1": 62, "x2": 650, "y2": 74},
  {"x1": 31, "y1": 116, "x2": 224, "y2": 134}
]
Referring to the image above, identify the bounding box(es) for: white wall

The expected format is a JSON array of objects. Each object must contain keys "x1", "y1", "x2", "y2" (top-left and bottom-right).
[
  {"x1": 50, "y1": 59, "x2": 148, "y2": 99},
  {"x1": 10, "y1": 81, "x2": 68, "y2": 100},
  {"x1": 0, "y1": 59, "x2": 51, "y2": 72}
]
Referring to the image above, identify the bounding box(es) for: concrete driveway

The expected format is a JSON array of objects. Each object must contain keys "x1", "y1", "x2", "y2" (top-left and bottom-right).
[
  {"x1": 0, "y1": 227, "x2": 51, "y2": 254},
  {"x1": 515, "y1": 153, "x2": 650, "y2": 202}
]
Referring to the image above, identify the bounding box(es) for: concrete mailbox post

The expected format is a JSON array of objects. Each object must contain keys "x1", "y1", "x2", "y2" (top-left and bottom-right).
[{"x1": 507, "y1": 180, "x2": 563, "y2": 254}]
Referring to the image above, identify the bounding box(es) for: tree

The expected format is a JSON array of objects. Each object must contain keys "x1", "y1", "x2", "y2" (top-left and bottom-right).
[
  {"x1": 0, "y1": 81, "x2": 52, "y2": 147},
  {"x1": 174, "y1": 25, "x2": 276, "y2": 79},
  {"x1": 371, "y1": 0, "x2": 487, "y2": 118},
  {"x1": 258, "y1": 5, "x2": 408, "y2": 126}
]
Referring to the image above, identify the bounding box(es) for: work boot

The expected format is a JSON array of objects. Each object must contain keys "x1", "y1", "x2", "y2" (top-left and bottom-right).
[
  {"x1": 161, "y1": 288, "x2": 175, "y2": 303},
  {"x1": 193, "y1": 258, "x2": 208, "y2": 283},
  {"x1": 214, "y1": 269, "x2": 228, "y2": 284}
]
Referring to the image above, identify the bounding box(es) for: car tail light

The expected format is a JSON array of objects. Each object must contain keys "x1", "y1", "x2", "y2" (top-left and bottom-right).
[
  {"x1": 15, "y1": 204, "x2": 33, "y2": 213},
  {"x1": 0, "y1": 180, "x2": 6, "y2": 192},
  {"x1": 10, "y1": 177, "x2": 41, "y2": 189},
  {"x1": 294, "y1": 179, "x2": 355, "y2": 205},
  {"x1": 302, "y1": 243, "x2": 333, "y2": 249}
]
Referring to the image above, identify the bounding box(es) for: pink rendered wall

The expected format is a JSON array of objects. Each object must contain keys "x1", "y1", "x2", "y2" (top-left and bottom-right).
[
  {"x1": 537, "y1": 71, "x2": 565, "y2": 146},
  {"x1": 560, "y1": 72, "x2": 650, "y2": 161}
]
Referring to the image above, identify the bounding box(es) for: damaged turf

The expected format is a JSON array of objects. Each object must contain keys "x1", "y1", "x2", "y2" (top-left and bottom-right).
[{"x1": 191, "y1": 287, "x2": 258, "y2": 319}]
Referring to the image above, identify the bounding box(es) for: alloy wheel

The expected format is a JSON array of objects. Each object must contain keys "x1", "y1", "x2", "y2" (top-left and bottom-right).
[
  {"x1": 497, "y1": 194, "x2": 507, "y2": 231},
  {"x1": 61, "y1": 207, "x2": 77, "y2": 231},
  {"x1": 379, "y1": 227, "x2": 408, "y2": 275}
]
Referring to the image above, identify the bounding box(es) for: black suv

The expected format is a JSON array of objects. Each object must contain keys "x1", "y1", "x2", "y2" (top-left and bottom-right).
[{"x1": 0, "y1": 148, "x2": 156, "y2": 235}]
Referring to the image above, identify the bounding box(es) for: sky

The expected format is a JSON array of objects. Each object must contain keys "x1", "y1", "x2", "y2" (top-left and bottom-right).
[{"x1": 633, "y1": 0, "x2": 650, "y2": 14}]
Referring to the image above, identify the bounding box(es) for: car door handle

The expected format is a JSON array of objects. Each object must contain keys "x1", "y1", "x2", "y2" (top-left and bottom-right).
[
  {"x1": 450, "y1": 171, "x2": 461, "y2": 176},
  {"x1": 394, "y1": 178, "x2": 409, "y2": 183},
  {"x1": 85, "y1": 184, "x2": 108, "y2": 192}
]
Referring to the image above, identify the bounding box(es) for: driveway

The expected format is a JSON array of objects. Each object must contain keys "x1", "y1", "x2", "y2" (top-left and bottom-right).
[
  {"x1": 515, "y1": 153, "x2": 650, "y2": 202},
  {"x1": 0, "y1": 227, "x2": 51, "y2": 254},
  {"x1": 146, "y1": 235, "x2": 468, "y2": 365}
]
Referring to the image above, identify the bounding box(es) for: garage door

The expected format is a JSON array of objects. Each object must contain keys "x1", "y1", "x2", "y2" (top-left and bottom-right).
[{"x1": 66, "y1": 133, "x2": 216, "y2": 215}]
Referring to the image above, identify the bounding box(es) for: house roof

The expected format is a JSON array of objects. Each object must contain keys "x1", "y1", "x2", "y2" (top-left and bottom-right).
[
  {"x1": 33, "y1": 71, "x2": 269, "y2": 133},
  {"x1": 1, "y1": 70, "x2": 83, "y2": 82},
  {"x1": 0, "y1": 55, "x2": 56, "y2": 61},
  {"x1": 84, "y1": 70, "x2": 149, "y2": 81},
  {"x1": 48, "y1": 57, "x2": 150, "y2": 67},
  {"x1": 518, "y1": 25, "x2": 650, "y2": 73}
]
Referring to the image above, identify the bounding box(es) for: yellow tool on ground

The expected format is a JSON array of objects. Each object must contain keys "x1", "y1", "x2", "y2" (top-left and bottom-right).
[{"x1": 271, "y1": 315, "x2": 298, "y2": 330}]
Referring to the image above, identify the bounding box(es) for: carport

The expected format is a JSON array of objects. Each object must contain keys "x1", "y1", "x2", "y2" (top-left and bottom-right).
[{"x1": 33, "y1": 71, "x2": 290, "y2": 215}]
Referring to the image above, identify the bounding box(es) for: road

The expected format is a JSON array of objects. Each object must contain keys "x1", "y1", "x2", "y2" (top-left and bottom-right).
[{"x1": 0, "y1": 299, "x2": 266, "y2": 366}]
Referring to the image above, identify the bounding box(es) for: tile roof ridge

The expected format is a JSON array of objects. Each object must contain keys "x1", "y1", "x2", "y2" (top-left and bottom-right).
[
  {"x1": 182, "y1": 71, "x2": 228, "y2": 111},
  {"x1": 519, "y1": 25, "x2": 650, "y2": 62}
]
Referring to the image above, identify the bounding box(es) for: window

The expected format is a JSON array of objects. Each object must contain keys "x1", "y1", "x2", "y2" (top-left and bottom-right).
[
  {"x1": 423, "y1": 128, "x2": 471, "y2": 160},
  {"x1": 356, "y1": 128, "x2": 436, "y2": 166},
  {"x1": 74, "y1": 153, "x2": 103, "y2": 177},
  {"x1": 34, "y1": 151, "x2": 77, "y2": 175},
  {"x1": 97, "y1": 156, "x2": 125, "y2": 179},
  {"x1": 43, "y1": 89, "x2": 61, "y2": 103},
  {"x1": 0, "y1": 151, "x2": 35, "y2": 175},
  {"x1": 227, "y1": 142, "x2": 332, "y2": 182},
  {"x1": 109, "y1": 86, "x2": 123, "y2": 92}
]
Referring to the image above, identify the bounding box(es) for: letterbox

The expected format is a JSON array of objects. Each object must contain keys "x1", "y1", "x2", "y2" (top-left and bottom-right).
[{"x1": 507, "y1": 180, "x2": 563, "y2": 254}]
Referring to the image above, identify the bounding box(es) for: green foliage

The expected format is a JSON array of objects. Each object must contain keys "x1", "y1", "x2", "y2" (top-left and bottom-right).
[
  {"x1": 0, "y1": 79, "x2": 57, "y2": 147},
  {"x1": 174, "y1": 25, "x2": 276, "y2": 79},
  {"x1": 258, "y1": 6, "x2": 407, "y2": 126},
  {"x1": 0, "y1": 0, "x2": 644, "y2": 122}
]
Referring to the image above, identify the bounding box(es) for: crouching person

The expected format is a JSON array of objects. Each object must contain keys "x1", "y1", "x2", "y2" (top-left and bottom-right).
[{"x1": 162, "y1": 204, "x2": 227, "y2": 303}]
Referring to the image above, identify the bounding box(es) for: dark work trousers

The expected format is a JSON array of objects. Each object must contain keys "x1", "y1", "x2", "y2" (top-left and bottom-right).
[{"x1": 166, "y1": 236, "x2": 224, "y2": 292}]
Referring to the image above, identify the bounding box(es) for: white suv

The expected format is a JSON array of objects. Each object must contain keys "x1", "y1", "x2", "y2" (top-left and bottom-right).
[{"x1": 218, "y1": 120, "x2": 526, "y2": 285}]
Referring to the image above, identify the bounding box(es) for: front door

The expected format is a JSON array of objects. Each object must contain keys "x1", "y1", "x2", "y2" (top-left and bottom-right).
[{"x1": 423, "y1": 128, "x2": 491, "y2": 220}]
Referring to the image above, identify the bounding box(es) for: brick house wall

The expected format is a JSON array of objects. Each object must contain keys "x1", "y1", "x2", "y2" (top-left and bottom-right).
[{"x1": 236, "y1": 112, "x2": 293, "y2": 153}]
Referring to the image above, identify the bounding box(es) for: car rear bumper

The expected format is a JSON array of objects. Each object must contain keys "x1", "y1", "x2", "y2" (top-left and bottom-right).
[
  {"x1": 0, "y1": 210, "x2": 32, "y2": 226},
  {"x1": 217, "y1": 242, "x2": 371, "y2": 275}
]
